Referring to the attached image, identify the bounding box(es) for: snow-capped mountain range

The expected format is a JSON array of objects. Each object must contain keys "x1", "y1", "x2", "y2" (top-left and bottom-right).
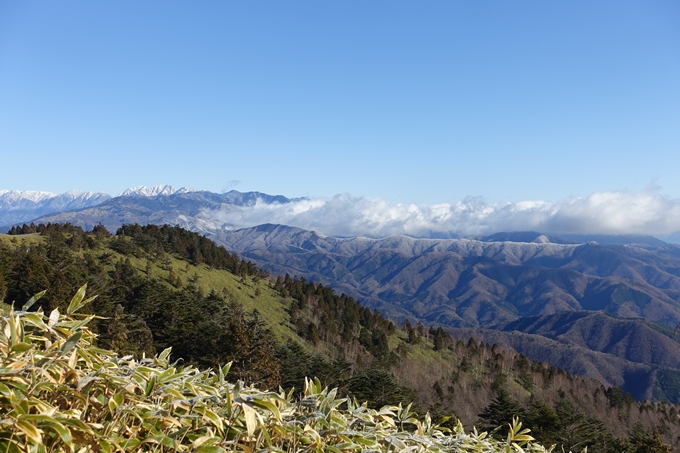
[
  {"x1": 0, "y1": 190, "x2": 111, "y2": 227},
  {"x1": 2, "y1": 184, "x2": 680, "y2": 244},
  {"x1": 0, "y1": 185, "x2": 193, "y2": 227},
  {"x1": 118, "y1": 185, "x2": 196, "y2": 197},
  {"x1": 0, "y1": 189, "x2": 107, "y2": 208},
  {"x1": 0, "y1": 185, "x2": 303, "y2": 234}
]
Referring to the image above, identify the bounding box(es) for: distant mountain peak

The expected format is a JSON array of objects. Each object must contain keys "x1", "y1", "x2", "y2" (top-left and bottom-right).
[
  {"x1": 118, "y1": 185, "x2": 196, "y2": 197},
  {"x1": 0, "y1": 189, "x2": 110, "y2": 208},
  {"x1": 0, "y1": 189, "x2": 112, "y2": 228},
  {"x1": 0, "y1": 190, "x2": 57, "y2": 205}
]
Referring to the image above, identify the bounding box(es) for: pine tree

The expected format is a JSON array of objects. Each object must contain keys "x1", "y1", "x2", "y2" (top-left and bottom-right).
[
  {"x1": 433, "y1": 327, "x2": 445, "y2": 351},
  {"x1": 92, "y1": 223, "x2": 111, "y2": 236},
  {"x1": 478, "y1": 388, "x2": 527, "y2": 436},
  {"x1": 307, "y1": 323, "x2": 320, "y2": 345}
]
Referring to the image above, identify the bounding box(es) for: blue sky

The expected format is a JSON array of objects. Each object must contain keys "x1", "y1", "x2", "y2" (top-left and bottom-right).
[{"x1": 1, "y1": 1, "x2": 679, "y2": 205}]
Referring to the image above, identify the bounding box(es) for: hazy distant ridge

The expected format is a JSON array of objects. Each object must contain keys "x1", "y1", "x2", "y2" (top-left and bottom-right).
[
  {"x1": 0, "y1": 190, "x2": 111, "y2": 227},
  {"x1": 0, "y1": 185, "x2": 300, "y2": 231}
]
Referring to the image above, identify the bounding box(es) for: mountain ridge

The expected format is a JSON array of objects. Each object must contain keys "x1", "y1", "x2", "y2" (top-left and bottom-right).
[
  {"x1": 211, "y1": 225, "x2": 680, "y2": 327},
  {"x1": 0, "y1": 187, "x2": 304, "y2": 233},
  {"x1": 0, "y1": 189, "x2": 111, "y2": 227},
  {"x1": 118, "y1": 184, "x2": 196, "y2": 197},
  {"x1": 3, "y1": 186, "x2": 677, "y2": 244}
]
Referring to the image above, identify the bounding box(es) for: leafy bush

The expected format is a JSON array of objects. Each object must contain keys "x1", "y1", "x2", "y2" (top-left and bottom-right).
[{"x1": 0, "y1": 286, "x2": 556, "y2": 452}]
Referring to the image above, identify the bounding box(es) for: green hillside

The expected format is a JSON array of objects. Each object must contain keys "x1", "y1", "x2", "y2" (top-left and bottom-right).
[
  {"x1": 0, "y1": 223, "x2": 677, "y2": 452},
  {"x1": 1, "y1": 297, "x2": 555, "y2": 453}
]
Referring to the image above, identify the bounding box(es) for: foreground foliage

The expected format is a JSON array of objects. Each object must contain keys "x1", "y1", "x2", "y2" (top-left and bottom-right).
[{"x1": 0, "y1": 287, "x2": 556, "y2": 452}]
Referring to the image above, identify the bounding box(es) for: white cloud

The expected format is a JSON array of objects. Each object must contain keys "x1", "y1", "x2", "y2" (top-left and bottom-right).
[{"x1": 203, "y1": 186, "x2": 680, "y2": 238}]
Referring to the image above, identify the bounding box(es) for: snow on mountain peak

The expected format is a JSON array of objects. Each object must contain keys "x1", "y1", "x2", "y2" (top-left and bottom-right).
[
  {"x1": 119, "y1": 185, "x2": 196, "y2": 197},
  {"x1": 0, "y1": 190, "x2": 112, "y2": 206},
  {"x1": 0, "y1": 190, "x2": 57, "y2": 206},
  {"x1": 0, "y1": 189, "x2": 112, "y2": 227}
]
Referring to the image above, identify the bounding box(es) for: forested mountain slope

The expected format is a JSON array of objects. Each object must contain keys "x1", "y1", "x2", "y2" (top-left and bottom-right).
[
  {"x1": 447, "y1": 326, "x2": 680, "y2": 402},
  {"x1": 0, "y1": 304, "x2": 562, "y2": 453},
  {"x1": 1, "y1": 224, "x2": 679, "y2": 451},
  {"x1": 502, "y1": 311, "x2": 680, "y2": 369},
  {"x1": 214, "y1": 224, "x2": 680, "y2": 328}
]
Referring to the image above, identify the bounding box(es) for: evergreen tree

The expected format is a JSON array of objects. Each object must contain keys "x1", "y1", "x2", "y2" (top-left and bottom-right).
[
  {"x1": 307, "y1": 323, "x2": 320, "y2": 345},
  {"x1": 553, "y1": 399, "x2": 610, "y2": 452},
  {"x1": 628, "y1": 425, "x2": 672, "y2": 453},
  {"x1": 525, "y1": 400, "x2": 561, "y2": 446},
  {"x1": 344, "y1": 369, "x2": 417, "y2": 409},
  {"x1": 92, "y1": 223, "x2": 111, "y2": 236},
  {"x1": 106, "y1": 304, "x2": 128, "y2": 354},
  {"x1": 433, "y1": 327, "x2": 445, "y2": 351},
  {"x1": 478, "y1": 388, "x2": 527, "y2": 436}
]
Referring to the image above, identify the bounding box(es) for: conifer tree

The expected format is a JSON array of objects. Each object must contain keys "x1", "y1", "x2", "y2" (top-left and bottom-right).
[{"x1": 478, "y1": 388, "x2": 527, "y2": 435}]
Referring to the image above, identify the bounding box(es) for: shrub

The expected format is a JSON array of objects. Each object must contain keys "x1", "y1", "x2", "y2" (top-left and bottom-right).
[{"x1": 0, "y1": 286, "x2": 556, "y2": 452}]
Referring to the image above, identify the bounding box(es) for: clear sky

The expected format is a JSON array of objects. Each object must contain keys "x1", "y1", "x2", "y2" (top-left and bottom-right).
[{"x1": 1, "y1": 1, "x2": 679, "y2": 205}]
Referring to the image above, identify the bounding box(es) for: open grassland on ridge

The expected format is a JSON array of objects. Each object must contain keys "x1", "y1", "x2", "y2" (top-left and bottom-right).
[{"x1": 1, "y1": 231, "x2": 294, "y2": 341}]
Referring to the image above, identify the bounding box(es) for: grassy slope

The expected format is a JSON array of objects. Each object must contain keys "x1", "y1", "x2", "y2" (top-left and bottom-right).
[
  {"x1": 0, "y1": 233, "x2": 42, "y2": 245},
  {"x1": 128, "y1": 253, "x2": 295, "y2": 341},
  {"x1": 1, "y1": 233, "x2": 294, "y2": 341}
]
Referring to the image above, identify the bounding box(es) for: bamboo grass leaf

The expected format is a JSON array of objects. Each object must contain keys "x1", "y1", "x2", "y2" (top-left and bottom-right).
[
  {"x1": 194, "y1": 446, "x2": 227, "y2": 453},
  {"x1": 16, "y1": 419, "x2": 42, "y2": 444},
  {"x1": 157, "y1": 347, "x2": 172, "y2": 363},
  {"x1": 21, "y1": 313, "x2": 48, "y2": 330},
  {"x1": 97, "y1": 438, "x2": 112, "y2": 453},
  {"x1": 22, "y1": 291, "x2": 46, "y2": 312},
  {"x1": 144, "y1": 374, "x2": 156, "y2": 397},
  {"x1": 241, "y1": 403, "x2": 259, "y2": 438},
  {"x1": 10, "y1": 342, "x2": 33, "y2": 353},
  {"x1": 48, "y1": 309, "x2": 60, "y2": 327},
  {"x1": 60, "y1": 331, "x2": 82, "y2": 355},
  {"x1": 66, "y1": 284, "x2": 95, "y2": 315},
  {"x1": 43, "y1": 420, "x2": 72, "y2": 444}
]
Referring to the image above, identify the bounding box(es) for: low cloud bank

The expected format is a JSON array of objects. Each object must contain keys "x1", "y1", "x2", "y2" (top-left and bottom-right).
[{"x1": 205, "y1": 186, "x2": 680, "y2": 239}]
